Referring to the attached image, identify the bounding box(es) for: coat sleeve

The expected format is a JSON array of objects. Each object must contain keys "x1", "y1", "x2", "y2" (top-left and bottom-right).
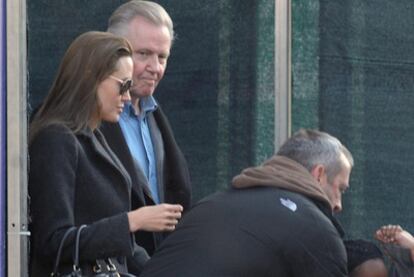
[
  {"x1": 29, "y1": 126, "x2": 133, "y2": 263},
  {"x1": 284, "y1": 210, "x2": 348, "y2": 276}
]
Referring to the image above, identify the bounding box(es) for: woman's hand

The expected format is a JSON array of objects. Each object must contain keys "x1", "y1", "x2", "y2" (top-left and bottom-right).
[{"x1": 127, "y1": 203, "x2": 183, "y2": 232}]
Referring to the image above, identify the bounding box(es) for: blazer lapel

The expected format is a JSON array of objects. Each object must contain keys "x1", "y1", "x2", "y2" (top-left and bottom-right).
[{"x1": 148, "y1": 113, "x2": 165, "y2": 203}]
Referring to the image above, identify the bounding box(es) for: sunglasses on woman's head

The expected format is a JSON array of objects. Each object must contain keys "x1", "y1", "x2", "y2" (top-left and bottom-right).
[{"x1": 109, "y1": 75, "x2": 133, "y2": 95}]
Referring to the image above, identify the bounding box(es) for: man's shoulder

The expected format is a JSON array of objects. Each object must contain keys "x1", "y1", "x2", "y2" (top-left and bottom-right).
[
  {"x1": 232, "y1": 186, "x2": 319, "y2": 207},
  {"x1": 230, "y1": 187, "x2": 333, "y2": 227}
]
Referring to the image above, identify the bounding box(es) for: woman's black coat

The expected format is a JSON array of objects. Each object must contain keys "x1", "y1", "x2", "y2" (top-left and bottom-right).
[{"x1": 29, "y1": 125, "x2": 144, "y2": 276}]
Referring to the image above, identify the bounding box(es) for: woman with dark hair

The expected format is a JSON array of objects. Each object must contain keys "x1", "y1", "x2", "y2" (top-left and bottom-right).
[{"x1": 29, "y1": 31, "x2": 182, "y2": 276}]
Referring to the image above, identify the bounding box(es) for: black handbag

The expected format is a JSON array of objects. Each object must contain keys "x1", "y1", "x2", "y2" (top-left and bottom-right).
[{"x1": 51, "y1": 225, "x2": 136, "y2": 277}]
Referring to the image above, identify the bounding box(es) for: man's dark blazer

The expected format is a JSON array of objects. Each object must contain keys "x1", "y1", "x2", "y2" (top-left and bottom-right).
[{"x1": 100, "y1": 105, "x2": 192, "y2": 256}]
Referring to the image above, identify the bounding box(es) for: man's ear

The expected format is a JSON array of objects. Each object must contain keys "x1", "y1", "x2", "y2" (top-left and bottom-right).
[{"x1": 310, "y1": 164, "x2": 325, "y2": 183}]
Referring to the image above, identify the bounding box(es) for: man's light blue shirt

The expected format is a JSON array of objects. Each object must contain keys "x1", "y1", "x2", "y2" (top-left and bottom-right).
[{"x1": 119, "y1": 96, "x2": 160, "y2": 204}]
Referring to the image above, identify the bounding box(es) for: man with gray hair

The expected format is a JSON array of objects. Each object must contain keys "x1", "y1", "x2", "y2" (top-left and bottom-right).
[
  {"x1": 140, "y1": 129, "x2": 352, "y2": 276},
  {"x1": 100, "y1": 1, "x2": 191, "y2": 274}
]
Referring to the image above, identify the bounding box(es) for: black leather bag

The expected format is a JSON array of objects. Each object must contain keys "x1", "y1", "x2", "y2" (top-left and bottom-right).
[{"x1": 51, "y1": 225, "x2": 136, "y2": 277}]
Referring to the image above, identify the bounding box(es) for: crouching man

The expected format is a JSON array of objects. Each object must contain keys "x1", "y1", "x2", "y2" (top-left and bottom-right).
[{"x1": 141, "y1": 129, "x2": 353, "y2": 277}]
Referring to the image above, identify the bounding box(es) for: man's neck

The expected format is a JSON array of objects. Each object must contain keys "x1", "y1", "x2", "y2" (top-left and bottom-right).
[{"x1": 131, "y1": 97, "x2": 141, "y2": 115}]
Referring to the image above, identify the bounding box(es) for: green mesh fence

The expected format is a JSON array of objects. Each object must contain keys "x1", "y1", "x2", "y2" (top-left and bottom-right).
[
  {"x1": 28, "y1": 0, "x2": 414, "y2": 246},
  {"x1": 27, "y1": 0, "x2": 275, "y2": 202},
  {"x1": 293, "y1": 0, "x2": 414, "y2": 239}
]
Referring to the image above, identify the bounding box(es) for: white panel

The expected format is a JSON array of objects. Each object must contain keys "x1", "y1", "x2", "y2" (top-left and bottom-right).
[
  {"x1": 275, "y1": 0, "x2": 291, "y2": 149},
  {"x1": 7, "y1": 0, "x2": 28, "y2": 276}
]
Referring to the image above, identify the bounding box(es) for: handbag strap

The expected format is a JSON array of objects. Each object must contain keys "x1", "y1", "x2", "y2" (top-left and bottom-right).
[
  {"x1": 51, "y1": 226, "x2": 77, "y2": 276},
  {"x1": 52, "y1": 225, "x2": 126, "y2": 276},
  {"x1": 73, "y1": 224, "x2": 87, "y2": 270}
]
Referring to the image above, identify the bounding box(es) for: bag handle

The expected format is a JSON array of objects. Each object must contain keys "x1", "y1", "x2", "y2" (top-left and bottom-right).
[
  {"x1": 52, "y1": 225, "x2": 129, "y2": 276},
  {"x1": 51, "y1": 226, "x2": 77, "y2": 276},
  {"x1": 73, "y1": 224, "x2": 87, "y2": 272}
]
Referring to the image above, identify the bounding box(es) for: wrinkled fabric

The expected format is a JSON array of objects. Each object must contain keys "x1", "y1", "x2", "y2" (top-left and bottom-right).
[
  {"x1": 232, "y1": 155, "x2": 331, "y2": 207},
  {"x1": 382, "y1": 244, "x2": 414, "y2": 277},
  {"x1": 140, "y1": 155, "x2": 347, "y2": 277}
]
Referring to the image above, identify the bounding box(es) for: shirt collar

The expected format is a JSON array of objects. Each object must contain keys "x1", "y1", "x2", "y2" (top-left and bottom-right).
[
  {"x1": 140, "y1": 96, "x2": 158, "y2": 115},
  {"x1": 123, "y1": 96, "x2": 158, "y2": 118}
]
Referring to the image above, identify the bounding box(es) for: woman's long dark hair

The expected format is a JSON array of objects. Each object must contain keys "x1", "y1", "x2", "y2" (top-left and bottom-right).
[{"x1": 29, "y1": 31, "x2": 132, "y2": 144}]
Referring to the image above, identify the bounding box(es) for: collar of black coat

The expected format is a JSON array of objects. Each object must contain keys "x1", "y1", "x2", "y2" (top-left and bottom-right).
[
  {"x1": 76, "y1": 127, "x2": 93, "y2": 137},
  {"x1": 77, "y1": 127, "x2": 104, "y2": 141},
  {"x1": 232, "y1": 155, "x2": 332, "y2": 210}
]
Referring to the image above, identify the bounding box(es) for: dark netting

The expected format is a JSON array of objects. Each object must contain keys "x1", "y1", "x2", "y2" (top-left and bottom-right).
[
  {"x1": 293, "y1": 0, "x2": 414, "y2": 239},
  {"x1": 158, "y1": 1, "x2": 274, "y2": 199},
  {"x1": 27, "y1": 0, "x2": 124, "y2": 112},
  {"x1": 27, "y1": 0, "x2": 274, "y2": 202}
]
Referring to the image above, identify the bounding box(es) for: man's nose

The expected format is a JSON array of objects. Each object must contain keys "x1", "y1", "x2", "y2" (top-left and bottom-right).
[
  {"x1": 147, "y1": 55, "x2": 162, "y2": 72},
  {"x1": 333, "y1": 202, "x2": 342, "y2": 213}
]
